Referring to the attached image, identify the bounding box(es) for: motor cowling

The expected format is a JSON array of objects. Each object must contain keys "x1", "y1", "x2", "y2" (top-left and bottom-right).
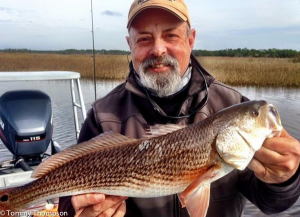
[{"x1": 0, "y1": 90, "x2": 52, "y2": 160}]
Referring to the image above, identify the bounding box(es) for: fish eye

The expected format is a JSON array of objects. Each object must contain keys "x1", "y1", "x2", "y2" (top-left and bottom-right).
[
  {"x1": 252, "y1": 110, "x2": 259, "y2": 117},
  {"x1": 1, "y1": 194, "x2": 8, "y2": 202}
]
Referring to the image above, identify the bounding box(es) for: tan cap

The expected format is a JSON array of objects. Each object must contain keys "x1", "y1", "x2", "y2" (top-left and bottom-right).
[{"x1": 127, "y1": 0, "x2": 191, "y2": 29}]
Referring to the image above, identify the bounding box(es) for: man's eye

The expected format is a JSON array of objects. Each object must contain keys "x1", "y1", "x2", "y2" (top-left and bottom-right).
[
  {"x1": 168, "y1": 34, "x2": 177, "y2": 38},
  {"x1": 138, "y1": 37, "x2": 149, "y2": 42}
]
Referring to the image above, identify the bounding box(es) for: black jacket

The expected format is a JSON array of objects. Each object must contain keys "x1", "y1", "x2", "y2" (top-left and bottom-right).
[{"x1": 59, "y1": 55, "x2": 300, "y2": 217}]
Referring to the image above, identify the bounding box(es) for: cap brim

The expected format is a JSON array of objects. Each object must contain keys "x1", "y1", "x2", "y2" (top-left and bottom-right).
[{"x1": 127, "y1": 4, "x2": 188, "y2": 28}]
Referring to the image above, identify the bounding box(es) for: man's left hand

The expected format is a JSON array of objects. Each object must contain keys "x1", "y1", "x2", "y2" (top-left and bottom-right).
[{"x1": 248, "y1": 128, "x2": 300, "y2": 184}]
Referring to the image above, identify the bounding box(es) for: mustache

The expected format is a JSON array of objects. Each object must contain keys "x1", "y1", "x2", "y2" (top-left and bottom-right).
[
  {"x1": 138, "y1": 55, "x2": 182, "y2": 97},
  {"x1": 141, "y1": 55, "x2": 178, "y2": 69}
]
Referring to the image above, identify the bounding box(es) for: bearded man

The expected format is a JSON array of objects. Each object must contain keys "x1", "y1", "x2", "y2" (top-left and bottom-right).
[{"x1": 59, "y1": 0, "x2": 300, "y2": 216}]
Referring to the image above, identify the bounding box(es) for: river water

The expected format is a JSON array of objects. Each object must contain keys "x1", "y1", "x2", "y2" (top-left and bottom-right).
[{"x1": 0, "y1": 79, "x2": 299, "y2": 216}]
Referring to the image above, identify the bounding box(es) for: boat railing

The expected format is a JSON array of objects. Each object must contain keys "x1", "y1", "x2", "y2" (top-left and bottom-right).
[{"x1": 0, "y1": 71, "x2": 87, "y2": 139}]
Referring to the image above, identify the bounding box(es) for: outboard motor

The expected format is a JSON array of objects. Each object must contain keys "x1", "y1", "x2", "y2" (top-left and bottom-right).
[{"x1": 0, "y1": 90, "x2": 58, "y2": 168}]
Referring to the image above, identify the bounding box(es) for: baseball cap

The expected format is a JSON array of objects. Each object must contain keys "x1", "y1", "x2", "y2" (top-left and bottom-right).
[{"x1": 127, "y1": 0, "x2": 191, "y2": 29}]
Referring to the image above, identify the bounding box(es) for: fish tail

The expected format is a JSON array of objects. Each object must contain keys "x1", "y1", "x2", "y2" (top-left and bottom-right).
[{"x1": 0, "y1": 187, "x2": 20, "y2": 216}]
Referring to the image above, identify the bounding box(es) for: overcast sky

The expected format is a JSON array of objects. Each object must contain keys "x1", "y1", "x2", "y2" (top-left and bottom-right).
[{"x1": 0, "y1": 0, "x2": 300, "y2": 51}]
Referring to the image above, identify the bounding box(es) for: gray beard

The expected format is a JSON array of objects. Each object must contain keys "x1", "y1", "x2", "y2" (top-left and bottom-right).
[{"x1": 139, "y1": 55, "x2": 181, "y2": 97}]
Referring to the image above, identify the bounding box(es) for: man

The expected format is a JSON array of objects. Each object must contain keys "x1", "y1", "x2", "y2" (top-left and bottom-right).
[{"x1": 59, "y1": 0, "x2": 300, "y2": 216}]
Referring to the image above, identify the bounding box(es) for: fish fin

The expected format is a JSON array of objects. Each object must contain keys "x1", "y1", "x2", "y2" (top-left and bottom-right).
[
  {"x1": 32, "y1": 132, "x2": 137, "y2": 178},
  {"x1": 143, "y1": 124, "x2": 186, "y2": 139},
  {"x1": 178, "y1": 166, "x2": 219, "y2": 217}
]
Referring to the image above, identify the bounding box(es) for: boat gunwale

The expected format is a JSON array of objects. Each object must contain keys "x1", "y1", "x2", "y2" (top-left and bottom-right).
[{"x1": 0, "y1": 71, "x2": 80, "y2": 81}]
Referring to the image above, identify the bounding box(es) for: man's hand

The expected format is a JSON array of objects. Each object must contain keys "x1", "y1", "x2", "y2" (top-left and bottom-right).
[
  {"x1": 248, "y1": 128, "x2": 300, "y2": 184},
  {"x1": 72, "y1": 193, "x2": 127, "y2": 217}
]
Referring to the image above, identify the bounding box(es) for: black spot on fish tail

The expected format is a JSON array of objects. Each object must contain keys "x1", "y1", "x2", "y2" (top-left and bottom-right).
[{"x1": 1, "y1": 194, "x2": 8, "y2": 202}]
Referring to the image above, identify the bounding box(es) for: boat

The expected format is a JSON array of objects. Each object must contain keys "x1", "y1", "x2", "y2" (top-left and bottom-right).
[{"x1": 0, "y1": 71, "x2": 87, "y2": 214}]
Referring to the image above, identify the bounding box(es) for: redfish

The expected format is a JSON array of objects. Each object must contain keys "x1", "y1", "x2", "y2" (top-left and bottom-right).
[{"x1": 0, "y1": 101, "x2": 282, "y2": 217}]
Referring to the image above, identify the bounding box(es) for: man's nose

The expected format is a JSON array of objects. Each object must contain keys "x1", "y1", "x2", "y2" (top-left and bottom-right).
[{"x1": 150, "y1": 39, "x2": 167, "y2": 57}]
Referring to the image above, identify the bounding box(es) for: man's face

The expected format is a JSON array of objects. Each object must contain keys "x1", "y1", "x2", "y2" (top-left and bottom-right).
[{"x1": 126, "y1": 9, "x2": 196, "y2": 96}]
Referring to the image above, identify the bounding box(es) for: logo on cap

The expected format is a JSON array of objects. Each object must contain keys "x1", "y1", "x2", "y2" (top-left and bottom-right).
[{"x1": 138, "y1": 0, "x2": 175, "y2": 5}]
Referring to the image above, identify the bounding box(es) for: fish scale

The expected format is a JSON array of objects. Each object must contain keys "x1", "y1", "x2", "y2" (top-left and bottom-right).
[
  {"x1": 18, "y1": 128, "x2": 211, "y2": 203},
  {"x1": 0, "y1": 101, "x2": 282, "y2": 217}
]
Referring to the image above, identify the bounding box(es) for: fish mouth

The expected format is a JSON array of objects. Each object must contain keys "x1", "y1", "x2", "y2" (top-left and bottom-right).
[{"x1": 267, "y1": 104, "x2": 283, "y2": 137}]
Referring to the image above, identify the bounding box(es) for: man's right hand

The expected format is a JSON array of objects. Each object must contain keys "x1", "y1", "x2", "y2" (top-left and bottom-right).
[{"x1": 71, "y1": 193, "x2": 127, "y2": 217}]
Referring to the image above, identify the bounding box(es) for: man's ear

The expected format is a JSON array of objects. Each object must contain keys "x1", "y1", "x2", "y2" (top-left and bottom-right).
[
  {"x1": 189, "y1": 29, "x2": 196, "y2": 51},
  {"x1": 126, "y1": 36, "x2": 132, "y2": 51}
]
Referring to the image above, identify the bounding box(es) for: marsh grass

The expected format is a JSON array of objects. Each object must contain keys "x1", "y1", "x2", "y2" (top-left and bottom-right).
[
  {"x1": 0, "y1": 53, "x2": 128, "y2": 80},
  {"x1": 0, "y1": 53, "x2": 299, "y2": 87},
  {"x1": 198, "y1": 56, "x2": 300, "y2": 87}
]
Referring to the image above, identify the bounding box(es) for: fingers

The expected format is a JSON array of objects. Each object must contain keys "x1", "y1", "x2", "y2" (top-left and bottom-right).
[
  {"x1": 253, "y1": 146, "x2": 283, "y2": 165},
  {"x1": 247, "y1": 158, "x2": 264, "y2": 173},
  {"x1": 72, "y1": 194, "x2": 127, "y2": 217},
  {"x1": 263, "y1": 134, "x2": 300, "y2": 157},
  {"x1": 72, "y1": 193, "x2": 105, "y2": 212},
  {"x1": 248, "y1": 156, "x2": 291, "y2": 183},
  {"x1": 247, "y1": 158, "x2": 270, "y2": 182},
  {"x1": 248, "y1": 156, "x2": 289, "y2": 183},
  {"x1": 255, "y1": 128, "x2": 300, "y2": 165},
  {"x1": 260, "y1": 135, "x2": 300, "y2": 169},
  {"x1": 112, "y1": 201, "x2": 126, "y2": 217},
  {"x1": 247, "y1": 128, "x2": 300, "y2": 184}
]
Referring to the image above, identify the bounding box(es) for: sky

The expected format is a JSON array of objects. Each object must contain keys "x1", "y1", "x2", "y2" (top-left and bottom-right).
[{"x1": 0, "y1": 0, "x2": 300, "y2": 51}]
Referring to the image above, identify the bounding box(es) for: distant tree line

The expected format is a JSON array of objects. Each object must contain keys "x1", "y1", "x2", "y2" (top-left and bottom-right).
[
  {"x1": 192, "y1": 48, "x2": 300, "y2": 58},
  {"x1": 1, "y1": 48, "x2": 299, "y2": 58},
  {"x1": 0, "y1": 48, "x2": 130, "y2": 55}
]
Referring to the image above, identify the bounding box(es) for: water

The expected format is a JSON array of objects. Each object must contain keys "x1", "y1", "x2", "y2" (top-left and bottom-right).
[
  {"x1": 235, "y1": 86, "x2": 300, "y2": 217},
  {"x1": 236, "y1": 86, "x2": 300, "y2": 142},
  {"x1": 0, "y1": 79, "x2": 299, "y2": 216}
]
